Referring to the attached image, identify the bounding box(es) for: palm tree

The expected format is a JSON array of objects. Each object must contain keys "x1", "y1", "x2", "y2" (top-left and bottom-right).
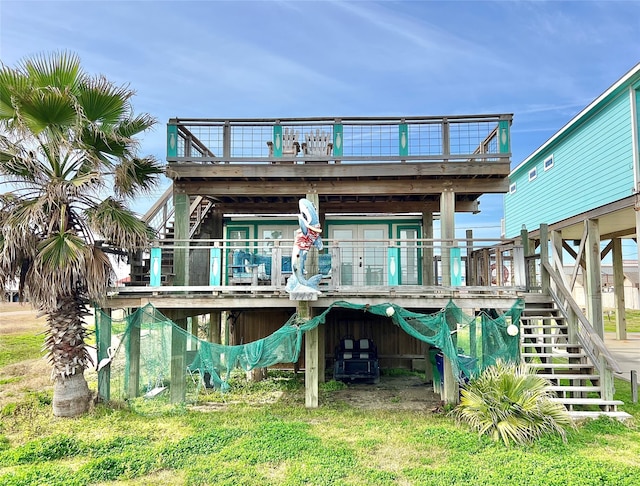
[
  {"x1": 0, "y1": 52, "x2": 162, "y2": 417},
  {"x1": 451, "y1": 360, "x2": 574, "y2": 446}
]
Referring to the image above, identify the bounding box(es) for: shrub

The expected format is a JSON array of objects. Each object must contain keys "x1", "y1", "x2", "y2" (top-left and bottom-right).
[{"x1": 451, "y1": 360, "x2": 573, "y2": 446}]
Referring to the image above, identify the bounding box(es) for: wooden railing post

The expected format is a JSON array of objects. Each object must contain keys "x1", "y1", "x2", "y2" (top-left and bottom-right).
[{"x1": 539, "y1": 224, "x2": 550, "y2": 293}]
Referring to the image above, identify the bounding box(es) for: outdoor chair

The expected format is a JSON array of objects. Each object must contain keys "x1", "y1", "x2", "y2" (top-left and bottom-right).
[{"x1": 266, "y1": 127, "x2": 300, "y2": 162}]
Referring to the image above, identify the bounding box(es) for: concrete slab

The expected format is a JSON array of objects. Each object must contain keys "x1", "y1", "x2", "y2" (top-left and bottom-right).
[{"x1": 605, "y1": 332, "x2": 640, "y2": 381}]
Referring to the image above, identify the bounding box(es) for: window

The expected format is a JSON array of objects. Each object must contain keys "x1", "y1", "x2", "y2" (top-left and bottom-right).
[
  {"x1": 509, "y1": 182, "x2": 516, "y2": 194},
  {"x1": 528, "y1": 167, "x2": 537, "y2": 181},
  {"x1": 544, "y1": 155, "x2": 554, "y2": 171}
]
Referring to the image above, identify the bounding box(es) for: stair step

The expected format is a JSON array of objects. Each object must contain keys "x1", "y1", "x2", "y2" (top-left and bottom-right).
[
  {"x1": 549, "y1": 398, "x2": 623, "y2": 406},
  {"x1": 547, "y1": 385, "x2": 601, "y2": 392},
  {"x1": 526, "y1": 362, "x2": 594, "y2": 369},
  {"x1": 567, "y1": 411, "x2": 632, "y2": 421},
  {"x1": 535, "y1": 374, "x2": 599, "y2": 381},
  {"x1": 521, "y1": 333, "x2": 569, "y2": 339},
  {"x1": 521, "y1": 323, "x2": 568, "y2": 329},
  {"x1": 521, "y1": 315, "x2": 565, "y2": 319},
  {"x1": 521, "y1": 352, "x2": 586, "y2": 358},
  {"x1": 522, "y1": 343, "x2": 578, "y2": 348}
]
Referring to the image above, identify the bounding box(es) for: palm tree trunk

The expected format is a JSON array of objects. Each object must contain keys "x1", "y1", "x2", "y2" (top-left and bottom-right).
[{"x1": 46, "y1": 295, "x2": 93, "y2": 417}]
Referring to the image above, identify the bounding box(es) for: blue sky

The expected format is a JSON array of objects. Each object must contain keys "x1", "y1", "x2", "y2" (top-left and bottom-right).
[{"x1": 2, "y1": 0, "x2": 640, "y2": 239}]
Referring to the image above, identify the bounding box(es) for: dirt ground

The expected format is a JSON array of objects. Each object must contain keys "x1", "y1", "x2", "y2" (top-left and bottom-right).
[{"x1": 329, "y1": 374, "x2": 443, "y2": 412}]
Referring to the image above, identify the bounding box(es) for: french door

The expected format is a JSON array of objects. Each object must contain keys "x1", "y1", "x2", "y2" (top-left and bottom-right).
[{"x1": 330, "y1": 225, "x2": 387, "y2": 286}]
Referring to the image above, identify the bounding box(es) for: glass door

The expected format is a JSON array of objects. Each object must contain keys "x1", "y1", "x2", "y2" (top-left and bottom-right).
[
  {"x1": 331, "y1": 225, "x2": 387, "y2": 286},
  {"x1": 398, "y1": 226, "x2": 421, "y2": 285}
]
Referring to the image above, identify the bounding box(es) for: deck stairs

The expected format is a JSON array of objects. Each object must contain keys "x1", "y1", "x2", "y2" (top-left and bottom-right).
[
  {"x1": 521, "y1": 293, "x2": 630, "y2": 421},
  {"x1": 129, "y1": 188, "x2": 214, "y2": 285}
]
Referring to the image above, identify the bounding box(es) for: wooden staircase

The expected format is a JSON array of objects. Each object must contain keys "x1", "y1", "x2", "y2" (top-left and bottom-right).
[
  {"x1": 128, "y1": 189, "x2": 215, "y2": 285},
  {"x1": 521, "y1": 293, "x2": 630, "y2": 420}
]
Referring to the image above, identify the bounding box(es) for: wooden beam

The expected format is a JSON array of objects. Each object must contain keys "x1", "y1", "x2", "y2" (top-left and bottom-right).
[
  {"x1": 175, "y1": 178, "x2": 510, "y2": 196},
  {"x1": 213, "y1": 199, "x2": 480, "y2": 214},
  {"x1": 167, "y1": 161, "x2": 511, "y2": 179}
]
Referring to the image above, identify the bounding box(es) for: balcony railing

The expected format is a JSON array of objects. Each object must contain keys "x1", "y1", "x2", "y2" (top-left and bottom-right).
[
  {"x1": 118, "y1": 237, "x2": 525, "y2": 295},
  {"x1": 167, "y1": 115, "x2": 512, "y2": 165}
]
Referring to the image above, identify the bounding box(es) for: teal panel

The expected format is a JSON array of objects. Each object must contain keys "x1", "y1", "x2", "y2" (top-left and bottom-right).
[
  {"x1": 387, "y1": 247, "x2": 399, "y2": 286},
  {"x1": 209, "y1": 247, "x2": 222, "y2": 286},
  {"x1": 333, "y1": 123, "x2": 343, "y2": 157},
  {"x1": 150, "y1": 247, "x2": 162, "y2": 287},
  {"x1": 504, "y1": 92, "x2": 635, "y2": 237},
  {"x1": 450, "y1": 247, "x2": 462, "y2": 286},
  {"x1": 167, "y1": 124, "x2": 178, "y2": 158},
  {"x1": 498, "y1": 120, "x2": 510, "y2": 153},
  {"x1": 399, "y1": 123, "x2": 409, "y2": 156},
  {"x1": 272, "y1": 125, "x2": 283, "y2": 157}
]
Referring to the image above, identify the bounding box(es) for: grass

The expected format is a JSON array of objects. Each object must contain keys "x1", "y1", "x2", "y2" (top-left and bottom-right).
[
  {"x1": 1, "y1": 303, "x2": 639, "y2": 485},
  {"x1": 604, "y1": 309, "x2": 640, "y2": 333}
]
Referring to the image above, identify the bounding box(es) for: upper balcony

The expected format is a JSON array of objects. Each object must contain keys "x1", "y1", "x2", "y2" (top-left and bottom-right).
[{"x1": 165, "y1": 115, "x2": 513, "y2": 215}]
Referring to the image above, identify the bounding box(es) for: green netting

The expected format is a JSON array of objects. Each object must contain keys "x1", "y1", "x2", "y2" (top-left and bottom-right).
[{"x1": 96, "y1": 299, "x2": 523, "y2": 402}]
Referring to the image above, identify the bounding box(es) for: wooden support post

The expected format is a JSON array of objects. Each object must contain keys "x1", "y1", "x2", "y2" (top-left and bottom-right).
[
  {"x1": 318, "y1": 321, "x2": 326, "y2": 383},
  {"x1": 443, "y1": 304, "x2": 459, "y2": 405},
  {"x1": 170, "y1": 317, "x2": 187, "y2": 403},
  {"x1": 612, "y1": 238, "x2": 627, "y2": 340},
  {"x1": 126, "y1": 309, "x2": 141, "y2": 399},
  {"x1": 539, "y1": 224, "x2": 550, "y2": 292},
  {"x1": 632, "y1": 370, "x2": 638, "y2": 404},
  {"x1": 440, "y1": 189, "x2": 455, "y2": 287},
  {"x1": 585, "y1": 219, "x2": 603, "y2": 336},
  {"x1": 96, "y1": 307, "x2": 111, "y2": 402},
  {"x1": 301, "y1": 301, "x2": 318, "y2": 408},
  {"x1": 173, "y1": 192, "x2": 190, "y2": 286},
  {"x1": 423, "y1": 211, "x2": 435, "y2": 285},
  {"x1": 465, "y1": 229, "x2": 474, "y2": 286},
  {"x1": 209, "y1": 312, "x2": 221, "y2": 343}
]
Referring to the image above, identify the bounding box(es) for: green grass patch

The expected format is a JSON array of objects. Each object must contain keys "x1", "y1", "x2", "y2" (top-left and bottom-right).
[
  {"x1": 0, "y1": 334, "x2": 44, "y2": 367},
  {"x1": 604, "y1": 309, "x2": 640, "y2": 333}
]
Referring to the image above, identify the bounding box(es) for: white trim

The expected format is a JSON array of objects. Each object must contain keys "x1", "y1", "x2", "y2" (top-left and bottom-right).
[
  {"x1": 631, "y1": 86, "x2": 639, "y2": 192},
  {"x1": 528, "y1": 167, "x2": 537, "y2": 181},
  {"x1": 543, "y1": 155, "x2": 554, "y2": 171},
  {"x1": 510, "y1": 62, "x2": 640, "y2": 177}
]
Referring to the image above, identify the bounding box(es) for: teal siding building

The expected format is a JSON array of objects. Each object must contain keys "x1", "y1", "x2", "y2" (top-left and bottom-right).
[{"x1": 505, "y1": 63, "x2": 640, "y2": 239}]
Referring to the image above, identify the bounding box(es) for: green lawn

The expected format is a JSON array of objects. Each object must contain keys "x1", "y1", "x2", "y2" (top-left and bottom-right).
[
  {"x1": 1, "y1": 375, "x2": 639, "y2": 485},
  {"x1": 1, "y1": 310, "x2": 639, "y2": 486}
]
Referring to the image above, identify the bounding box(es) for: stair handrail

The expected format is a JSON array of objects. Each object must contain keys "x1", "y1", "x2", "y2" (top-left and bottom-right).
[
  {"x1": 143, "y1": 185, "x2": 175, "y2": 238},
  {"x1": 543, "y1": 260, "x2": 622, "y2": 374}
]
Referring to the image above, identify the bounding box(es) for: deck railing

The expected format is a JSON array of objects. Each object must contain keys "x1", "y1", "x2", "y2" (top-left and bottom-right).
[
  {"x1": 119, "y1": 237, "x2": 525, "y2": 294},
  {"x1": 167, "y1": 115, "x2": 512, "y2": 164}
]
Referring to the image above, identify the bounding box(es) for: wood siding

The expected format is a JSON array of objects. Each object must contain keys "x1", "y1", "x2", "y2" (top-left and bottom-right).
[{"x1": 232, "y1": 308, "x2": 433, "y2": 372}]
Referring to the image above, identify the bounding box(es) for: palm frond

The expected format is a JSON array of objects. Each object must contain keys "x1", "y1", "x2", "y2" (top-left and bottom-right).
[
  {"x1": 20, "y1": 51, "x2": 83, "y2": 92},
  {"x1": 113, "y1": 156, "x2": 163, "y2": 197},
  {"x1": 451, "y1": 359, "x2": 574, "y2": 446},
  {"x1": 79, "y1": 76, "x2": 129, "y2": 126},
  {"x1": 86, "y1": 197, "x2": 156, "y2": 249},
  {"x1": 28, "y1": 231, "x2": 89, "y2": 309}
]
